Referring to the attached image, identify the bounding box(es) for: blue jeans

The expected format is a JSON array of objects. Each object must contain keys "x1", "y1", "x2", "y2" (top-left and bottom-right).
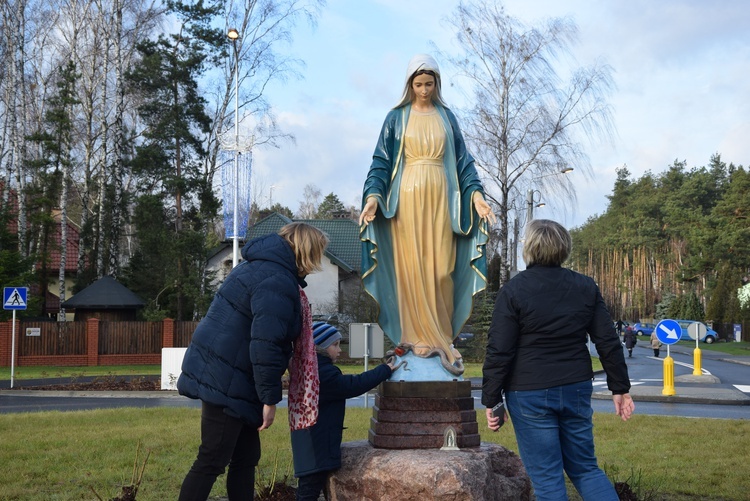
[{"x1": 506, "y1": 380, "x2": 617, "y2": 501}]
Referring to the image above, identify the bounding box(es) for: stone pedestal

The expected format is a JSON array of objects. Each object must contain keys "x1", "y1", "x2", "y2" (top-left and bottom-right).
[
  {"x1": 369, "y1": 380, "x2": 480, "y2": 449},
  {"x1": 328, "y1": 441, "x2": 532, "y2": 501}
]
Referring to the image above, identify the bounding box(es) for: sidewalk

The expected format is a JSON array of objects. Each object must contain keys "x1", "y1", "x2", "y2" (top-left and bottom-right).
[
  {"x1": 4, "y1": 345, "x2": 749, "y2": 406},
  {"x1": 592, "y1": 377, "x2": 750, "y2": 405},
  {"x1": 590, "y1": 343, "x2": 750, "y2": 405}
]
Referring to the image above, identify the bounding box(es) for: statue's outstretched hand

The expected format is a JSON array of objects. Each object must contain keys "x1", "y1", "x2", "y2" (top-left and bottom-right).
[
  {"x1": 359, "y1": 197, "x2": 378, "y2": 226},
  {"x1": 473, "y1": 193, "x2": 496, "y2": 225}
]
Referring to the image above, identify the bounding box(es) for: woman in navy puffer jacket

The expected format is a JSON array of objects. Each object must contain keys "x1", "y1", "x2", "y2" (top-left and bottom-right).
[{"x1": 177, "y1": 222, "x2": 329, "y2": 501}]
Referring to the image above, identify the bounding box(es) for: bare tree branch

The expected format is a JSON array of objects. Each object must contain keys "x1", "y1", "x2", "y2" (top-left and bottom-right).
[{"x1": 438, "y1": 0, "x2": 616, "y2": 284}]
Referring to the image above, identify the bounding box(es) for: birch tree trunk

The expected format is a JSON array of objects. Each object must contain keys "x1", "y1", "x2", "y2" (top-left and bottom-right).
[
  {"x1": 12, "y1": 0, "x2": 29, "y2": 256},
  {"x1": 108, "y1": 0, "x2": 124, "y2": 278}
]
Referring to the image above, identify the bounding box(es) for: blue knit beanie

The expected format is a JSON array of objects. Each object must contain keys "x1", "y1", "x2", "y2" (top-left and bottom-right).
[{"x1": 312, "y1": 322, "x2": 341, "y2": 349}]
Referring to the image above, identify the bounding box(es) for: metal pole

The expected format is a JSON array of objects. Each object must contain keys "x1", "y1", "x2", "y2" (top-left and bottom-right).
[
  {"x1": 364, "y1": 325, "x2": 371, "y2": 407},
  {"x1": 232, "y1": 41, "x2": 240, "y2": 268},
  {"x1": 10, "y1": 310, "x2": 16, "y2": 388},
  {"x1": 511, "y1": 217, "x2": 518, "y2": 271},
  {"x1": 526, "y1": 189, "x2": 533, "y2": 223}
]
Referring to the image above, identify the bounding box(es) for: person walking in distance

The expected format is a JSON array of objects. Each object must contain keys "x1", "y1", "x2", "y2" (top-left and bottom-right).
[
  {"x1": 624, "y1": 327, "x2": 637, "y2": 358},
  {"x1": 650, "y1": 331, "x2": 662, "y2": 357}
]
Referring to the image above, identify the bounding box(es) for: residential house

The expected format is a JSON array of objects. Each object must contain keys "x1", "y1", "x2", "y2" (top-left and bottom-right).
[{"x1": 205, "y1": 212, "x2": 362, "y2": 316}]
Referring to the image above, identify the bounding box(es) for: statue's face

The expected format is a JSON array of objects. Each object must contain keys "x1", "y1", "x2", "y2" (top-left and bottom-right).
[{"x1": 412, "y1": 73, "x2": 435, "y2": 106}]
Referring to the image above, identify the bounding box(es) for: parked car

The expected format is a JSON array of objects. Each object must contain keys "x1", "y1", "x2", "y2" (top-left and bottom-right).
[
  {"x1": 669, "y1": 319, "x2": 718, "y2": 344},
  {"x1": 632, "y1": 322, "x2": 656, "y2": 337},
  {"x1": 454, "y1": 332, "x2": 474, "y2": 347}
]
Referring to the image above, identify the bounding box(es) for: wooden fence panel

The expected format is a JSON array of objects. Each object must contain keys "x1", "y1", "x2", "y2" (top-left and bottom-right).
[
  {"x1": 18, "y1": 322, "x2": 87, "y2": 356},
  {"x1": 99, "y1": 321, "x2": 162, "y2": 355},
  {"x1": 174, "y1": 321, "x2": 199, "y2": 347}
]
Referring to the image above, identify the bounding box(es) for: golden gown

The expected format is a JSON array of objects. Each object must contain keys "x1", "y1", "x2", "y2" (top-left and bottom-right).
[{"x1": 391, "y1": 109, "x2": 457, "y2": 362}]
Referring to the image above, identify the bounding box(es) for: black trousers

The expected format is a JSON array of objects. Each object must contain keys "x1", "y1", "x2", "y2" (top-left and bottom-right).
[
  {"x1": 179, "y1": 401, "x2": 261, "y2": 501},
  {"x1": 296, "y1": 471, "x2": 329, "y2": 501}
]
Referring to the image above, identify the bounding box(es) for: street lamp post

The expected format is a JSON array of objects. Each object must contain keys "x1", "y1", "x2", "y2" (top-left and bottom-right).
[
  {"x1": 526, "y1": 167, "x2": 574, "y2": 223},
  {"x1": 526, "y1": 189, "x2": 545, "y2": 223},
  {"x1": 228, "y1": 28, "x2": 240, "y2": 267}
]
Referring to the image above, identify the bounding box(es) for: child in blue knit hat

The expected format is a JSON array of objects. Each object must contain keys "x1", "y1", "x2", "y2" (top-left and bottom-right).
[{"x1": 291, "y1": 322, "x2": 395, "y2": 500}]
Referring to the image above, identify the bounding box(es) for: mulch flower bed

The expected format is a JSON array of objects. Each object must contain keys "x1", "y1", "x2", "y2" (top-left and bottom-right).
[{"x1": 13, "y1": 376, "x2": 160, "y2": 391}]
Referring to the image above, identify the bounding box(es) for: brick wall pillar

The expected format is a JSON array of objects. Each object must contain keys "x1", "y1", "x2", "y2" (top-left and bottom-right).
[
  {"x1": 86, "y1": 318, "x2": 99, "y2": 366},
  {"x1": 162, "y1": 318, "x2": 174, "y2": 348},
  {"x1": 0, "y1": 320, "x2": 10, "y2": 367}
]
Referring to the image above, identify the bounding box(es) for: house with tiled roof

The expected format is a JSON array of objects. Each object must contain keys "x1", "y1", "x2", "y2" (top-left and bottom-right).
[
  {"x1": 1, "y1": 188, "x2": 82, "y2": 318},
  {"x1": 206, "y1": 212, "x2": 362, "y2": 315}
]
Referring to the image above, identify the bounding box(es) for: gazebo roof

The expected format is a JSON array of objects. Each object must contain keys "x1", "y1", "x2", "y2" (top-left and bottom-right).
[{"x1": 61, "y1": 276, "x2": 146, "y2": 309}]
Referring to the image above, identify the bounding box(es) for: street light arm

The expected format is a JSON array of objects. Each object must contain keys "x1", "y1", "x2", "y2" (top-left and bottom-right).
[
  {"x1": 532, "y1": 167, "x2": 574, "y2": 181},
  {"x1": 526, "y1": 189, "x2": 544, "y2": 223}
]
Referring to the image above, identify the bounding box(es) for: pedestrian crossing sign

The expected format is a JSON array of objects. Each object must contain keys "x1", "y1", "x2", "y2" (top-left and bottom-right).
[{"x1": 3, "y1": 287, "x2": 28, "y2": 310}]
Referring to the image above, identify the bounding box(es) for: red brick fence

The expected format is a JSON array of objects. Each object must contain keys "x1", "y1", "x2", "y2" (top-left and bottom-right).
[{"x1": 0, "y1": 319, "x2": 198, "y2": 367}]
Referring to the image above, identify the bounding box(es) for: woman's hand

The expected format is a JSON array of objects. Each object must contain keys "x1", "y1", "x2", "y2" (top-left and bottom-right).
[
  {"x1": 613, "y1": 393, "x2": 635, "y2": 421},
  {"x1": 473, "y1": 192, "x2": 496, "y2": 225},
  {"x1": 485, "y1": 406, "x2": 506, "y2": 432},
  {"x1": 258, "y1": 404, "x2": 276, "y2": 431},
  {"x1": 359, "y1": 197, "x2": 378, "y2": 226}
]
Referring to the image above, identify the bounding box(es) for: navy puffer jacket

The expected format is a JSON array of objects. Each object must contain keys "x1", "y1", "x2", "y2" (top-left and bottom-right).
[
  {"x1": 291, "y1": 354, "x2": 392, "y2": 477},
  {"x1": 177, "y1": 233, "x2": 304, "y2": 426}
]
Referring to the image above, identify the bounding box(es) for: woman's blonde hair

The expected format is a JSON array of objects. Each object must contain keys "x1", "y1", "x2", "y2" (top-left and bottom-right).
[
  {"x1": 278, "y1": 222, "x2": 329, "y2": 276},
  {"x1": 522, "y1": 219, "x2": 572, "y2": 267}
]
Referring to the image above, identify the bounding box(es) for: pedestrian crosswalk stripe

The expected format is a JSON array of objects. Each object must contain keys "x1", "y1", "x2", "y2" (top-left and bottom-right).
[
  {"x1": 594, "y1": 379, "x2": 644, "y2": 386},
  {"x1": 734, "y1": 385, "x2": 750, "y2": 394}
]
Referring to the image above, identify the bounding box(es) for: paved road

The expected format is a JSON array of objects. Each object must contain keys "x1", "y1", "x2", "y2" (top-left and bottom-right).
[{"x1": 2, "y1": 342, "x2": 749, "y2": 419}]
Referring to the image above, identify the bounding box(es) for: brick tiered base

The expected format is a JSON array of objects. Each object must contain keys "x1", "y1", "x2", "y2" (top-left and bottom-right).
[{"x1": 368, "y1": 380, "x2": 480, "y2": 449}]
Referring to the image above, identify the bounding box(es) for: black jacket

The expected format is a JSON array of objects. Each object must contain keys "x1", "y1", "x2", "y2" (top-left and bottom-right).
[
  {"x1": 291, "y1": 354, "x2": 392, "y2": 478},
  {"x1": 482, "y1": 265, "x2": 630, "y2": 407},
  {"x1": 177, "y1": 233, "x2": 304, "y2": 426}
]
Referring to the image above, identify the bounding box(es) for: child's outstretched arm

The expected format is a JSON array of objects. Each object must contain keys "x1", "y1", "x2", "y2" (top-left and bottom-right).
[{"x1": 320, "y1": 363, "x2": 393, "y2": 401}]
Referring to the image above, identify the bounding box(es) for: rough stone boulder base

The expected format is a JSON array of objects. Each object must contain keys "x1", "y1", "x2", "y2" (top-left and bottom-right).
[{"x1": 328, "y1": 441, "x2": 532, "y2": 501}]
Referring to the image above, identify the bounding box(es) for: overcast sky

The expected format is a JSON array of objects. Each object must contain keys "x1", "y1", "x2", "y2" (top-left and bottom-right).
[{"x1": 247, "y1": 0, "x2": 750, "y2": 229}]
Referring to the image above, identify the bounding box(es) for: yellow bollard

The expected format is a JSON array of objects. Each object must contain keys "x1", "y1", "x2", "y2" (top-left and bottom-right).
[
  {"x1": 662, "y1": 356, "x2": 675, "y2": 396},
  {"x1": 693, "y1": 347, "x2": 702, "y2": 376}
]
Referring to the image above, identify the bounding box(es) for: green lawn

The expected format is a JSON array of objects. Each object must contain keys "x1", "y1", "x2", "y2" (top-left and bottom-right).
[
  {"x1": 0, "y1": 365, "x2": 162, "y2": 382},
  {"x1": 2, "y1": 339, "x2": 745, "y2": 382},
  {"x1": 1, "y1": 360, "x2": 604, "y2": 382},
  {"x1": 0, "y1": 406, "x2": 747, "y2": 500},
  {"x1": 674, "y1": 340, "x2": 750, "y2": 355}
]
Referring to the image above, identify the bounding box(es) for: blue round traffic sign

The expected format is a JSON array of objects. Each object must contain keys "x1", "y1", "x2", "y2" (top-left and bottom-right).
[{"x1": 655, "y1": 319, "x2": 681, "y2": 345}]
